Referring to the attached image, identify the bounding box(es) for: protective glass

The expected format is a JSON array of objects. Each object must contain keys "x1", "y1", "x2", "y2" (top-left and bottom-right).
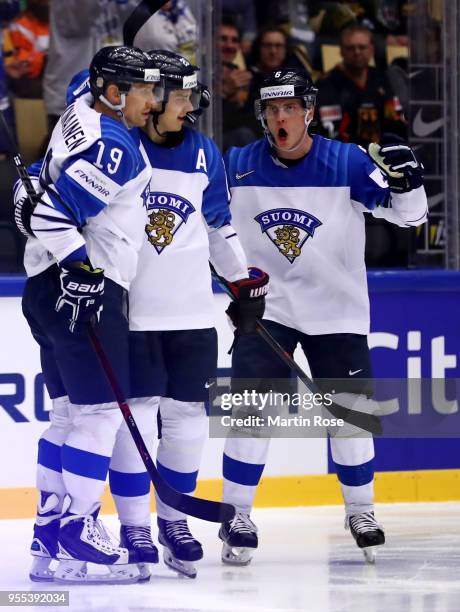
[
  {"x1": 263, "y1": 102, "x2": 307, "y2": 119},
  {"x1": 129, "y1": 82, "x2": 164, "y2": 103},
  {"x1": 165, "y1": 88, "x2": 201, "y2": 111}
]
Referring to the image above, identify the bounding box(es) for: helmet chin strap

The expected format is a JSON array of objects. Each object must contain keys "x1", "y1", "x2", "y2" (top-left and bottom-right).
[
  {"x1": 150, "y1": 110, "x2": 168, "y2": 138},
  {"x1": 99, "y1": 92, "x2": 131, "y2": 129}
]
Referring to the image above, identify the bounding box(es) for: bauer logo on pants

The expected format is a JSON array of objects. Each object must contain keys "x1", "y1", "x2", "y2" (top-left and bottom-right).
[
  {"x1": 254, "y1": 208, "x2": 322, "y2": 263},
  {"x1": 145, "y1": 192, "x2": 196, "y2": 254}
]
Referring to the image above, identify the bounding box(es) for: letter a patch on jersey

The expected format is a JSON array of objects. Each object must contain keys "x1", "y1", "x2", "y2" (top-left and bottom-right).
[
  {"x1": 145, "y1": 192, "x2": 196, "y2": 254},
  {"x1": 254, "y1": 208, "x2": 322, "y2": 263}
]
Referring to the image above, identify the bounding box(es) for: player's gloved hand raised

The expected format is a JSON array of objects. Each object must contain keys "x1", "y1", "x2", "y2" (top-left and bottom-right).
[
  {"x1": 368, "y1": 134, "x2": 424, "y2": 193},
  {"x1": 55, "y1": 262, "x2": 104, "y2": 333},
  {"x1": 226, "y1": 267, "x2": 269, "y2": 334}
]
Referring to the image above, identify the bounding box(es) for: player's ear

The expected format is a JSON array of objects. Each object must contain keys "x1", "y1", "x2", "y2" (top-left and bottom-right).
[{"x1": 105, "y1": 83, "x2": 121, "y2": 105}]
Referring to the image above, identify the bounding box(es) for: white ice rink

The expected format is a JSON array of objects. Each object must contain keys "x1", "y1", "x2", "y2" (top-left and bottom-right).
[{"x1": 0, "y1": 502, "x2": 459, "y2": 612}]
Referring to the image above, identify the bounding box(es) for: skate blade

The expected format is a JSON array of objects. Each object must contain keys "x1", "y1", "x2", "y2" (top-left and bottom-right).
[
  {"x1": 29, "y1": 557, "x2": 55, "y2": 582},
  {"x1": 162, "y1": 548, "x2": 197, "y2": 579},
  {"x1": 221, "y1": 543, "x2": 253, "y2": 566},
  {"x1": 54, "y1": 560, "x2": 140, "y2": 585},
  {"x1": 137, "y1": 563, "x2": 151, "y2": 582},
  {"x1": 363, "y1": 546, "x2": 378, "y2": 564}
]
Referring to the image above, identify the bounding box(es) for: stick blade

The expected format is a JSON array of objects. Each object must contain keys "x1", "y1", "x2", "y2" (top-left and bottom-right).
[{"x1": 154, "y1": 478, "x2": 236, "y2": 522}]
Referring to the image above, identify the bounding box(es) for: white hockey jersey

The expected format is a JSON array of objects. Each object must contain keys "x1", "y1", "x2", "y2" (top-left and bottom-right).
[
  {"x1": 128, "y1": 127, "x2": 235, "y2": 331},
  {"x1": 24, "y1": 95, "x2": 151, "y2": 289},
  {"x1": 225, "y1": 135, "x2": 427, "y2": 336}
]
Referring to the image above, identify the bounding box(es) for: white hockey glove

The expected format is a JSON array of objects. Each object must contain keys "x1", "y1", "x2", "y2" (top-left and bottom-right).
[
  {"x1": 56, "y1": 262, "x2": 104, "y2": 333},
  {"x1": 368, "y1": 135, "x2": 424, "y2": 193},
  {"x1": 13, "y1": 176, "x2": 41, "y2": 237}
]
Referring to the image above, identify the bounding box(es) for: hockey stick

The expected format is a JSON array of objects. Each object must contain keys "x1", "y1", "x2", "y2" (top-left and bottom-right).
[
  {"x1": 87, "y1": 324, "x2": 235, "y2": 523},
  {"x1": 123, "y1": 0, "x2": 165, "y2": 45},
  {"x1": 0, "y1": 111, "x2": 39, "y2": 236},
  {"x1": 0, "y1": 112, "x2": 235, "y2": 523},
  {"x1": 210, "y1": 264, "x2": 383, "y2": 436}
]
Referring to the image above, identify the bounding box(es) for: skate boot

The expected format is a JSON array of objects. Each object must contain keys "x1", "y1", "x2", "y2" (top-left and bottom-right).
[
  {"x1": 219, "y1": 512, "x2": 258, "y2": 566},
  {"x1": 346, "y1": 511, "x2": 385, "y2": 563},
  {"x1": 30, "y1": 492, "x2": 62, "y2": 582},
  {"x1": 54, "y1": 507, "x2": 140, "y2": 584},
  {"x1": 157, "y1": 518, "x2": 203, "y2": 579},
  {"x1": 120, "y1": 525, "x2": 159, "y2": 581}
]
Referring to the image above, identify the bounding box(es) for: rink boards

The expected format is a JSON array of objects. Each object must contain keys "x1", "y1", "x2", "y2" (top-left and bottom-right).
[{"x1": 0, "y1": 271, "x2": 459, "y2": 518}]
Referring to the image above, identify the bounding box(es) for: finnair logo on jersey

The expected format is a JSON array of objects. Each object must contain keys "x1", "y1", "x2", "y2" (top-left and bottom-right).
[
  {"x1": 145, "y1": 192, "x2": 196, "y2": 254},
  {"x1": 67, "y1": 160, "x2": 118, "y2": 204},
  {"x1": 255, "y1": 208, "x2": 322, "y2": 263},
  {"x1": 73, "y1": 169, "x2": 110, "y2": 198}
]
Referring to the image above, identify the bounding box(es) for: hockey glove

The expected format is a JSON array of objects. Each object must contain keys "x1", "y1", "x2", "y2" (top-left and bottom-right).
[
  {"x1": 55, "y1": 262, "x2": 104, "y2": 333},
  {"x1": 226, "y1": 267, "x2": 269, "y2": 334},
  {"x1": 368, "y1": 135, "x2": 424, "y2": 193},
  {"x1": 13, "y1": 176, "x2": 41, "y2": 237}
]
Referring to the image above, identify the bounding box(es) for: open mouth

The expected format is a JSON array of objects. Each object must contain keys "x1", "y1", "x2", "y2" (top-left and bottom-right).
[{"x1": 277, "y1": 127, "x2": 288, "y2": 142}]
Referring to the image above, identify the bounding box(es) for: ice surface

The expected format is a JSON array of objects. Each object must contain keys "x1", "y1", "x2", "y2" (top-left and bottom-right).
[{"x1": 0, "y1": 503, "x2": 459, "y2": 612}]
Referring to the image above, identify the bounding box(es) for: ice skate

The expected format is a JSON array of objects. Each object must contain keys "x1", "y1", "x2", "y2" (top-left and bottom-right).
[
  {"x1": 30, "y1": 492, "x2": 62, "y2": 582},
  {"x1": 120, "y1": 525, "x2": 159, "y2": 581},
  {"x1": 157, "y1": 518, "x2": 203, "y2": 579},
  {"x1": 346, "y1": 511, "x2": 385, "y2": 563},
  {"x1": 54, "y1": 509, "x2": 140, "y2": 584},
  {"x1": 219, "y1": 512, "x2": 258, "y2": 566}
]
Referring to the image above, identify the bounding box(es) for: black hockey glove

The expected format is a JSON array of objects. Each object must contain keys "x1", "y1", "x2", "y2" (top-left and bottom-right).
[
  {"x1": 368, "y1": 135, "x2": 424, "y2": 193},
  {"x1": 226, "y1": 267, "x2": 269, "y2": 334},
  {"x1": 55, "y1": 262, "x2": 104, "y2": 333}
]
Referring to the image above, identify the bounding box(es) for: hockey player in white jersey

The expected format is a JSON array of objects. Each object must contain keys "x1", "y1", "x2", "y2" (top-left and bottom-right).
[
  {"x1": 16, "y1": 46, "x2": 161, "y2": 584},
  {"x1": 107, "y1": 50, "x2": 268, "y2": 579},
  {"x1": 220, "y1": 69, "x2": 428, "y2": 564}
]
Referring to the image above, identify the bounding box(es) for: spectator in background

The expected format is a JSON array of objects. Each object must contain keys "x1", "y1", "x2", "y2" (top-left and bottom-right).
[
  {"x1": 0, "y1": 0, "x2": 21, "y2": 155},
  {"x1": 250, "y1": 26, "x2": 290, "y2": 74},
  {"x1": 221, "y1": 0, "x2": 257, "y2": 56},
  {"x1": 43, "y1": 0, "x2": 138, "y2": 129},
  {"x1": 308, "y1": 2, "x2": 409, "y2": 71},
  {"x1": 4, "y1": 0, "x2": 49, "y2": 98},
  {"x1": 316, "y1": 22, "x2": 410, "y2": 268},
  {"x1": 315, "y1": 23, "x2": 406, "y2": 146},
  {"x1": 133, "y1": 0, "x2": 197, "y2": 63},
  {"x1": 218, "y1": 17, "x2": 257, "y2": 151},
  {"x1": 247, "y1": 26, "x2": 314, "y2": 109}
]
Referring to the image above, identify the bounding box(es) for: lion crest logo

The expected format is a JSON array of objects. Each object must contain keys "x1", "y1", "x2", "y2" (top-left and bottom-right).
[
  {"x1": 274, "y1": 225, "x2": 302, "y2": 259},
  {"x1": 146, "y1": 209, "x2": 176, "y2": 249},
  {"x1": 254, "y1": 208, "x2": 322, "y2": 263},
  {"x1": 144, "y1": 192, "x2": 196, "y2": 254}
]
